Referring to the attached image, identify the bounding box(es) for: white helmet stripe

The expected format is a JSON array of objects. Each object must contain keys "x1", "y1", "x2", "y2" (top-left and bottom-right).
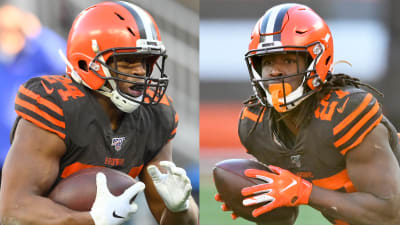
[
  {"x1": 129, "y1": 4, "x2": 157, "y2": 40},
  {"x1": 260, "y1": 4, "x2": 295, "y2": 43}
]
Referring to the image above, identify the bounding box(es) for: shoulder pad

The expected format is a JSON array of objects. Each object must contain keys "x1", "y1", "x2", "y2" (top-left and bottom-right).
[
  {"x1": 239, "y1": 105, "x2": 266, "y2": 124},
  {"x1": 14, "y1": 76, "x2": 69, "y2": 139},
  {"x1": 315, "y1": 88, "x2": 382, "y2": 155},
  {"x1": 150, "y1": 94, "x2": 178, "y2": 141}
]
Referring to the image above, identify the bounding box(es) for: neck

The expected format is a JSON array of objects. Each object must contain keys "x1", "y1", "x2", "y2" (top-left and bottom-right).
[
  {"x1": 274, "y1": 109, "x2": 300, "y2": 136},
  {"x1": 274, "y1": 92, "x2": 317, "y2": 136},
  {"x1": 281, "y1": 114, "x2": 299, "y2": 136},
  {"x1": 92, "y1": 91, "x2": 123, "y2": 130}
]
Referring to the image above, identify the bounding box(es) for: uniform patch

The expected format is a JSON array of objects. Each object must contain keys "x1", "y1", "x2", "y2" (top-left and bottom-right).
[{"x1": 111, "y1": 137, "x2": 126, "y2": 151}]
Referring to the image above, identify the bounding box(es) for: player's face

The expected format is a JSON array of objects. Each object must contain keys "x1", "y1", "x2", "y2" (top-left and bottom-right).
[
  {"x1": 108, "y1": 55, "x2": 148, "y2": 98},
  {"x1": 261, "y1": 52, "x2": 307, "y2": 90}
]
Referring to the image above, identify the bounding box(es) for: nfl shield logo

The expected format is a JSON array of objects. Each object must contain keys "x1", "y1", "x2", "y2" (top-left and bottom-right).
[{"x1": 111, "y1": 137, "x2": 126, "y2": 151}]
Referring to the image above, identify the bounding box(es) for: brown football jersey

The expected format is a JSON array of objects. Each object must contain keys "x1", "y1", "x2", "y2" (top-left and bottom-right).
[
  {"x1": 239, "y1": 86, "x2": 400, "y2": 192},
  {"x1": 12, "y1": 75, "x2": 178, "y2": 185},
  {"x1": 239, "y1": 86, "x2": 400, "y2": 225}
]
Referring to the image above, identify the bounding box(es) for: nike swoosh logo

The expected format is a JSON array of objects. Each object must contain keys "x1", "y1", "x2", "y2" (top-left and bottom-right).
[
  {"x1": 337, "y1": 97, "x2": 350, "y2": 114},
  {"x1": 41, "y1": 80, "x2": 54, "y2": 94},
  {"x1": 280, "y1": 179, "x2": 297, "y2": 193},
  {"x1": 112, "y1": 211, "x2": 124, "y2": 219}
]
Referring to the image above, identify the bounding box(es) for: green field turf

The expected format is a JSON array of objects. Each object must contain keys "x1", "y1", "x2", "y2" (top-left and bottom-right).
[{"x1": 200, "y1": 176, "x2": 332, "y2": 225}]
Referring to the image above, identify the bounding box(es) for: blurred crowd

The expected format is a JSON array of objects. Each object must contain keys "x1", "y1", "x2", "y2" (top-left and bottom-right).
[{"x1": 0, "y1": 4, "x2": 66, "y2": 178}]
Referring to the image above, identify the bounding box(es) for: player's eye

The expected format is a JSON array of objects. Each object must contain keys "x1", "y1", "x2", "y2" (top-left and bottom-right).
[
  {"x1": 284, "y1": 58, "x2": 297, "y2": 64},
  {"x1": 118, "y1": 64, "x2": 134, "y2": 70},
  {"x1": 262, "y1": 59, "x2": 273, "y2": 66}
]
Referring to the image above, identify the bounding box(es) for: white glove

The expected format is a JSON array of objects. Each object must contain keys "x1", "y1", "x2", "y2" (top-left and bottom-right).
[
  {"x1": 147, "y1": 161, "x2": 192, "y2": 212},
  {"x1": 90, "y1": 172, "x2": 145, "y2": 225}
]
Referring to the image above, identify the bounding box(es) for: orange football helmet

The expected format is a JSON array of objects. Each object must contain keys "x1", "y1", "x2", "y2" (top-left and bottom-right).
[
  {"x1": 62, "y1": 1, "x2": 167, "y2": 113},
  {"x1": 245, "y1": 3, "x2": 333, "y2": 112}
]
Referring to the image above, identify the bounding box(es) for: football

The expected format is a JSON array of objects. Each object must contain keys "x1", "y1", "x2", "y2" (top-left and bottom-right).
[
  {"x1": 213, "y1": 159, "x2": 298, "y2": 223},
  {"x1": 48, "y1": 167, "x2": 136, "y2": 211}
]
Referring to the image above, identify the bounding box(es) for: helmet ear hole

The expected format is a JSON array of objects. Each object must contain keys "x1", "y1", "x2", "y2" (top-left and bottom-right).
[{"x1": 78, "y1": 60, "x2": 88, "y2": 72}]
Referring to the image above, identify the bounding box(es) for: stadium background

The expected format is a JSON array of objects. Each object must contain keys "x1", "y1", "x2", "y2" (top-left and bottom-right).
[
  {"x1": 0, "y1": 0, "x2": 198, "y2": 224},
  {"x1": 200, "y1": 0, "x2": 400, "y2": 224}
]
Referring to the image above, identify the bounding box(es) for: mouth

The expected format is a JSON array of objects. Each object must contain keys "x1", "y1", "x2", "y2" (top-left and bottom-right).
[{"x1": 126, "y1": 83, "x2": 145, "y2": 98}]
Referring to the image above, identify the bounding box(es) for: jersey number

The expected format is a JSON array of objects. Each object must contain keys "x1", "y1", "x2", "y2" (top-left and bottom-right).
[
  {"x1": 314, "y1": 90, "x2": 350, "y2": 121},
  {"x1": 42, "y1": 76, "x2": 85, "y2": 101},
  {"x1": 315, "y1": 99, "x2": 338, "y2": 121}
]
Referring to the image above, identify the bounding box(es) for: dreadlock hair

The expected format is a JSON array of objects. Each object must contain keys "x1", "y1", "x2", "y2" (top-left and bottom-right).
[{"x1": 245, "y1": 73, "x2": 383, "y2": 135}]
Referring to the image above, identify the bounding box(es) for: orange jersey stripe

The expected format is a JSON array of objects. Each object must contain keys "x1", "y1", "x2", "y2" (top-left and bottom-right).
[
  {"x1": 144, "y1": 89, "x2": 171, "y2": 106},
  {"x1": 312, "y1": 169, "x2": 352, "y2": 190},
  {"x1": 15, "y1": 97, "x2": 65, "y2": 129},
  {"x1": 334, "y1": 90, "x2": 350, "y2": 99},
  {"x1": 18, "y1": 85, "x2": 63, "y2": 116},
  {"x1": 159, "y1": 95, "x2": 170, "y2": 106},
  {"x1": 61, "y1": 162, "x2": 100, "y2": 178},
  {"x1": 333, "y1": 94, "x2": 373, "y2": 135},
  {"x1": 16, "y1": 110, "x2": 66, "y2": 139},
  {"x1": 175, "y1": 113, "x2": 179, "y2": 123},
  {"x1": 63, "y1": 162, "x2": 143, "y2": 180},
  {"x1": 241, "y1": 107, "x2": 264, "y2": 123},
  {"x1": 334, "y1": 220, "x2": 350, "y2": 225},
  {"x1": 334, "y1": 101, "x2": 380, "y2": 148},
  {"x1": 340, "y1": 114, "x2": 382, "y2": 155},
  {"x1": 128, "y1": 164, "x2": 144, "y2": 178},
  {"x1": 170, "y1": 128, "x2": 177, "y2": 136}
]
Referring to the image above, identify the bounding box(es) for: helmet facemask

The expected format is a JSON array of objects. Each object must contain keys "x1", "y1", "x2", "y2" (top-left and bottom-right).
[
  {"x1": 89, "y1": 39, "x2": 168, "y2": 113},
  {"x1": 245, "y1": 43, "x2": 323, "y2": 113},
  {"x1": 245, "y1": 3, "x2": 334, "y2": 112}
]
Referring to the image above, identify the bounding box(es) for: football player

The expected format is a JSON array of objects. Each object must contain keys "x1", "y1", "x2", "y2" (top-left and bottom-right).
[
  {"x1": 215, "y1": 3, "x2": 400, "y2": 225},
  {"x1": 0, "y1": 1, "x2": 198, "y2": 225}
]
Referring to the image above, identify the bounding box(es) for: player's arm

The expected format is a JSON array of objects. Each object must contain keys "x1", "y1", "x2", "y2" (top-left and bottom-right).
[
  {"x1": 241, "y1": 123, "x2": 400, "y2": 225},
  {"x1": 309, "y1": 123, "x2": 400, "y2": 225},
  {"x1": 140, "y1": 141, "x2": 199, "y2": 225},
  {"x1": 0, "y1": 119, "x2": 94, "y2": 225}
]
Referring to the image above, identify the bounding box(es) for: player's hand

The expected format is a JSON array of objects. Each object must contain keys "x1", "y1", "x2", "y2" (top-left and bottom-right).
[
  {"x1": 90, "y1": 172, "x2": 145, "y2": 225},
  {"x1": 147, "y1": 161, "x2": 192, "y2": 212},
  {"x1": 241, "y1": 165, "x2": 312, "y2": 217},
  {"x1": 214, "y1": 193, "x2": 239, "y2": 220}
]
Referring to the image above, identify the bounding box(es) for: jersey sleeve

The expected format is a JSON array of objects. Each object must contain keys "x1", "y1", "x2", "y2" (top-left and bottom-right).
[
  {"x1": 238, "y1": 106, "x2": 251, "y2": 149},
  {"x1": 238, "y1": 105, "x2": 265, "y2": 154},
  {"x1": 332, "y1": 91, "x2": 382, "y2": 155},
  {"x1": 143, "y1": 94, "x2": 178, "y2": 164},
  {"x1": 169, "y1": 110, "x2": 179, "y2": 141},
  {"x1": 162, "y1": 95, "x2": 178, "y2": 142},
  {"x1": 14, "y1": 77, "x2": 66, "y2": 139}
]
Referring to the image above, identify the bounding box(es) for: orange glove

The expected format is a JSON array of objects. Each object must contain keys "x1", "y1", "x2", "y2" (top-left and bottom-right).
[
  {"x1": 241, "y1": 165, "x2": 312, "y2": 218},
  {"x1": 214, "y1": 193, "x2": 238, "y2": 220}
]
